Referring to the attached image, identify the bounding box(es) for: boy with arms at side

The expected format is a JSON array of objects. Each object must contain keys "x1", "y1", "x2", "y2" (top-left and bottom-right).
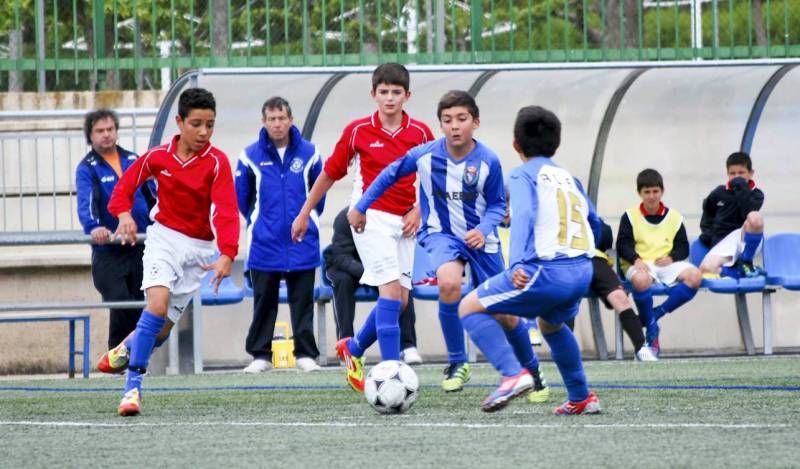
[
  {"x1": 456, "y1": 105, "x2": 601, "y2": 414},
  {"x1": 350, "y1": 91, "x2": 549, "y2": 401},
  {"x1": 106, "y1": 88, "x2": 239, "y2": 416},
  {"x1": 292, "y1": 63, "x2": 434, "y2": 392},
  {"x1": 616, "y1": 169, "x2": 702, "y2": 357},
  {"x1": 699, "y1": 152, "x2": 765, "y2": 278}
]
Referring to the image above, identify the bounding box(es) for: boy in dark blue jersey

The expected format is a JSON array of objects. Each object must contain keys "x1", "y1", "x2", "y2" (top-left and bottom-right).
[
  {"x1": 351, "y1": 91, "x2": 549, "y2": 401},
  {"x1": 455, "y1": 106, "x2": 601, "y2": 414}
]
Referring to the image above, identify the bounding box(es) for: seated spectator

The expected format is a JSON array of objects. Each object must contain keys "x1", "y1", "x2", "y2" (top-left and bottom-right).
[
  {"x1": 616, "y1": 169, "x2": 702, "y2": 357},
  {"x1": 324, "y1": 207, "x2": 422, "y2": 365},
  {"x1": 699, "y1": 151, "x2": 765, "y2": 278}
]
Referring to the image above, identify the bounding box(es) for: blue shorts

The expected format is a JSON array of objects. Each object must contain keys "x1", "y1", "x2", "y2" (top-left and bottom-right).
[
  {"x1": 477, "y1": 257, "x2": 593, "y2": 325},
  {"x1": 419, "y1": 232, "x2": 505, "y2": 287}
]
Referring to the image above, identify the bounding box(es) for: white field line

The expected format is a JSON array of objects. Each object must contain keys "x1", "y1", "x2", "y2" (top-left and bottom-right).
[{"x1": 0, "y1": 421, "x2": 791, "y2": 430}]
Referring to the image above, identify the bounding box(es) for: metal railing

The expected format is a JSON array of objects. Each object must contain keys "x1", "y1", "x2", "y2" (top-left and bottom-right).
[
  {"x1": 0, "y1": 108, "x2": 157, "y2": 232},
  {"x1": 1, "y1": 0, "x2": 798, "y2": 92}
]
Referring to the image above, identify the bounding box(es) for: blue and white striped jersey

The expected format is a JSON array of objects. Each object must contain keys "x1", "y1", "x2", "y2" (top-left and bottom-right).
[
  {"x1": 356, "y1": 137, "x2": 506, "y2": 253},
  {"x1": 507, "y1": 157, "x2": 600, "y2": 264}
]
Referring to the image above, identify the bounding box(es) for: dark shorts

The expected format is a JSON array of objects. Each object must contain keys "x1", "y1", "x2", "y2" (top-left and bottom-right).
[{"x1": 590, "y1": 257, "x2": 625, "y2": 309}]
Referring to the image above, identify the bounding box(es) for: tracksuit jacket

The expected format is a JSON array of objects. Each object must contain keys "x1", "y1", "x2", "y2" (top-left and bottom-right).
[
  {"x1": 75, "y1": 146, "x2": 153, "y2": 252},
  {"x1": 236, "y1": 125, "x2": 325, "y2": 272}
]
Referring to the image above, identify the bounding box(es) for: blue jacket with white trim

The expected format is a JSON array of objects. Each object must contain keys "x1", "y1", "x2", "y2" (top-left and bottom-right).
[
  {"x1": 236, "y1": 125, "x2": 325, "y2": 272},
  {"x1": 75, "y1": 146, "x2": 154, "y2": 253}
]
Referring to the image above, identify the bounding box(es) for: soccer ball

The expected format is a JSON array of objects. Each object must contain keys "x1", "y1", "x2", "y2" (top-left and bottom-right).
[{"x1": 364, "y1": 360, "x2": 419, "y2": 414}]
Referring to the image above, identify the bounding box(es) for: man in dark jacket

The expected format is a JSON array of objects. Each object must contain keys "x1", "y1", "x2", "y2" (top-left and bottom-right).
[
  {"x1": 76, "y1": 108, "x2": 153, "y2": 351},
  {"x1": 324, "y1": 207, "x2": 422, "y2": 364},
  {"x1": 699, "y1": 152, "x2": 765, "y2": 278},
  {"x1": 236, "y1": 97, "x2": 324, "y2": 373}
]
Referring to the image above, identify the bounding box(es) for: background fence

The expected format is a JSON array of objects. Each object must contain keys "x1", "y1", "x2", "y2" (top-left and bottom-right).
[
  {"x1": 0, "y1": 108, "x2": 156, "y2": 232},
  {"x1": 1, "y1": 0, "x2": 799, "y2": 92}
]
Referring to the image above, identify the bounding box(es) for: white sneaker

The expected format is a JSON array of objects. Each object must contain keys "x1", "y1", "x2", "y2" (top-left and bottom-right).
[
  {"x1": 243, "y1": 358, "x2": 272, "y2": 373},
  {"x1": 635, "y1": 346, "x2": 659, "y2": 362},
  {"x1": 296, "y1": 357, "x2": 321, "y2": 372},
  {"x1": 402, "y1": 347, "x2": 423, "y2": 365}
]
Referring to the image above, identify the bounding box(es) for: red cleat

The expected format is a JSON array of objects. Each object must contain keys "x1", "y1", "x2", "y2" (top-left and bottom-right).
[
  {"x1": 554, "y1": 391, "x2": 601, "y2": 415},
  {"x1": 335, "y1": 338, "x2": 365, "y2": 393}
]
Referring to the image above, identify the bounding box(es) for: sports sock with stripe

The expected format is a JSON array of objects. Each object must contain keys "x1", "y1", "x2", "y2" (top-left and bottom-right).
[
  {"x1": 438, "y1": 300, "x2": 467, "y2": 364},
  {"x1": 461, "y1": 313, "x2": 521, "y2": 377},
  {"x1": 543, "y1": 324, "x2": 589, "y2": 402},
  {"x1": 124, "y1": 310, "x2": 165, "y2": 394}
]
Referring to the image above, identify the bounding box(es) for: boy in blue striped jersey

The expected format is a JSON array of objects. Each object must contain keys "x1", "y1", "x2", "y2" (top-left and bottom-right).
[
  {"x1": 456, "y1": 105, "x2": 602, "y2": 414},
  {"x1": 350, "y1": 90, "x2": 549, "y2": 401}
]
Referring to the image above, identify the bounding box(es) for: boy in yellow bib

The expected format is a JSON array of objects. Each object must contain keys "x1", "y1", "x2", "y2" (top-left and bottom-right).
[{"x1": 616, "y1": 169, "x2": 702, "y2": 356}]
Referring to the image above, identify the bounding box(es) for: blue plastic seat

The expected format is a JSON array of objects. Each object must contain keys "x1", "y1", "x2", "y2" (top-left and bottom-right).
[
  {"x1": 689, "y1": 239, "x2": 766, "y2": 293},
  {"x1": 200, "y1": 272, "x2": 246, "y2": 306},
  {"x1": 318, "y1": 252, "x2": 377, "y2": 302},
  {"x1": 242, "y1": 269, "x2": 335, "y2": 302},
  {"x1": 763, "y1": 233, "x2": 800, "y2": 290}
]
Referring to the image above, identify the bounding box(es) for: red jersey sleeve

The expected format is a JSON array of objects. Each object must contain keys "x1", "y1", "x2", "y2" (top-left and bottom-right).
[
  {"x1": 108, "y1": 152, "x2": 154, "y2": 217},
  {"x1": 323, "y1": 123, "x2": 356, "y2": 180},
  {"x1": 210, "y1": 152, "x2": 241, "y2": 260}
]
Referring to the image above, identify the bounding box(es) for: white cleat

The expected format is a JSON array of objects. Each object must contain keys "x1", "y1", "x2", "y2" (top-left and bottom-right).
[
  {"x1": 401, "y1": 347, "x2": 423, "y2": 365},
  {"x1": 635, "y1": 346, "x2": 659, "y2": 362},
  {"x1": 296, "y1": 357, "x2": 322, "y2": 372},
  {"x1": 243, "y1": 358, "x2": 273, "y2": 373}
]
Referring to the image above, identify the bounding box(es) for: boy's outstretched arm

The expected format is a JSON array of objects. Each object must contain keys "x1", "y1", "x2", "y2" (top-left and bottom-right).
[
  {"x1": 292, "y1": 170, "x2": 336, "y2": 242},
  {"x1": 349, "y1": 153, "x2": 419, "y2": 234}
]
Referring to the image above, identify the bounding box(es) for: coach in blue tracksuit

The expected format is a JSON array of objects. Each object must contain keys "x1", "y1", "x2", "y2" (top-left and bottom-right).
[
  {"x1": 76, "y1": 108, "x2": 154, "y2": 350},
  {"x1": 236, "y1": 97, "x2": 325, "y2": 373}
]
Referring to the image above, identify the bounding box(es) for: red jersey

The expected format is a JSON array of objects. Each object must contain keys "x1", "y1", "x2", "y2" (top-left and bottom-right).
[
  {"x1": 324, "y1": 111, "x2": 434, "y2": 216},
  {"x1": 108, "y1": 135, "x2": 240, "y2": 259}
]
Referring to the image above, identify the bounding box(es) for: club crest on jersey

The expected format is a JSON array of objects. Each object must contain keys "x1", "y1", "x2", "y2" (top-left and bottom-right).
[
  {"x1": 463, "y1": 165, "x2": 479, "y2": 186},
  {"x1": 289, "y1": 157, "x2": 304, "y2": 173}
]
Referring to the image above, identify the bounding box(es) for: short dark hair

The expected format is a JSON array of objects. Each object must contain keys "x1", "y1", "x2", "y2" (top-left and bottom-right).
[
  {"x1": 726, "y1": 151, "x2": 752, "y2": 171},
  {"x1": 83, "y1": 108, "x2": 119, "y2": 144},
  {"x1": 178, "y1": 88, "x2": 216, "y2": 119},
  {"x1": 372, "y1": 63, "x2": 410, "y2": 92},
  {"x1": 437, "y1": 90, "x2": 479, "y2": 120},
  {"x1": 261, "y1": 96, "x2": 292, "y2": 118},
  {"x1": 636, "y1": 168, "x2": 664, "y2": 192},
  {"x1": 513, "y1": 105, "x2": 561, "y2": 158}
]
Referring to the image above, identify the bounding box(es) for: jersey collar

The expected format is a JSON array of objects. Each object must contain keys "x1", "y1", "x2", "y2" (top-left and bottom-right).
[
  {"x1": 371, "y1": 110, "x2": 410, "y2": 136},
  {"x1": 168, "y1": 135, "x2": 212, "y2": 159},
  {"x1": 639, "y1": 202, "x2": 667, "y2": 216},
  {"x1": 725, "y1": 179, "x2": 757, "y2": 190}
]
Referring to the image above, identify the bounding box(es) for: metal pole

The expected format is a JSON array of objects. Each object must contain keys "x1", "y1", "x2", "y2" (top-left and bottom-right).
[
  {"x1": 470, "y1": 0, "x2": 483, "y2": 57},
  {"x1": 35, "y1": 0, "x2": 45, "y2": 92},
  {"x1": 93, "y1": 0, "x2": 106, "y2": 89},
  {"x1": 712, "y1": 0, "x2": 720, "y2": 52},
  {"x1": 691, "y1": 0, "x2": 703, "y2": 54},
  {"x1": 435, "y1": 0, "x2": 445, "y2": 54}
]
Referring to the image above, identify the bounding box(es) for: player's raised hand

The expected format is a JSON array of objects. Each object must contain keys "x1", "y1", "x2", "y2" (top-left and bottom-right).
[
  {"x1": 401, "y1": 205, "x2": 420, "y2": 238},
  {"x1": 463, "y1": 229, "x2": 485, "y2": 249},
  {"x1": 291, "y1": 213, "x2": 309, "y2": 243},
  {"x1": 511, "y1": 267, "x2": 530, "y2": 289},
  {"x1": 203, "y1": 254, "x2": 233, "y2": 295},
  {"x1": 348, "y1": 208, "x2": 367, "y2": 234},
  {"x1": 113, "y1": 212, "x2": 138, "y2": 245}
]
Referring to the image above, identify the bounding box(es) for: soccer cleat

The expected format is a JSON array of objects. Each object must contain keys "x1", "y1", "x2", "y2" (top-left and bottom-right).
[
  {"x1": 117, "y1": 389, "x2": 141, "y2": 417},
  {"x1": 243, "y1": 358, "x2": 273, "y2": 373},
  {"x1": 480, "y1": 369, "x2": 533, "y2": 412},
  {"x1": 739, "y1": 261, "x2": 766, "y2": 278},
  {"x1": 441, "y1": 362, "x2": 472, "y2": 392},
  {"x1": 401, "y1": 347, "x2": 423, "y2": 365},
  {"x1": 645, "y1": 320, "x2": 660, "y2": 357},
  {"x1": 335, "y1": 337, "x2": 364, "y2": 393},
  {"x1": 635, "y1": 346, "x2": 659, "y2": 362},
  {"x1": 554, "y1": 391, "x2": 601, "y2": 415},
  {"x1": 527, "y1": 369, "x2": 550, "y2": 403},
  {"x1": 97, "y1": 342, "x2": 129, "y2": 374}
]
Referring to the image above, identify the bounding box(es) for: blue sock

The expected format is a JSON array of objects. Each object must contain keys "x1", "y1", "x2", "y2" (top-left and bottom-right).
[
  {"x1": 505, "y1": 319, "x2": 540, "y2": 374},
  {"x1": 632, "y1": 289, "x2": 654, "y2": 327},
  {"x1": 461, "y1": 313, "x2": 521, "y2": 377},
  {"x1": 349, "y1": 309, "x2": 376, "y2": 357},
  {"x1": 374, "y1": 297, "x2": 402, "y2": 360},
  {"x1": 438, "y1": 300, "x2": 467, "y2": 364},
  {"x1": 658, "y1": 282, "x2": 698, "y2": 314},
  {"x1": 741, "y1": 232, "x2": 763, "y2": 262},
  {"x1": 124, "y1": 310, "x2": 165, "y2": 394},
  {"x1": 543, "y1": 325, "x2": 589, "y2": 402}
]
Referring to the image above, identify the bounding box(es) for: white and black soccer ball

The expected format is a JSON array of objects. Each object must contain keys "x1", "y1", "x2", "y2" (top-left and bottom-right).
[{"x1": 364, "y1": 360, "x2": 419, "y2": 414}]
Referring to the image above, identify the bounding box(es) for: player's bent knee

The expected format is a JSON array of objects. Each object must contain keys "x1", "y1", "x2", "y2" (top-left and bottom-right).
[
  {"x1": 745, "y1": 211, "x2": 764, "y2": 232},
  {"x1": 495, "y1": 314, "x2": 518, "y2": 330},
  {"x1": 630, "y1": 275, "x2": 652, "y2": 292},
  {"x1": 607, "y1": 288, "x2": 630, "y2": 311},
  {"x1": 437, "y1": 278, "x2": 462, "y2": 302},
  {"x1": 457, "y1": 292, "x2": 484, "y2": 317},
  {"x1": 537, "y1": 318, "x2": 562, "y2": 335}
]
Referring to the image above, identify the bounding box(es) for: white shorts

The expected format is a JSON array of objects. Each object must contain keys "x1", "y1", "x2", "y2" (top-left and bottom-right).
[
  {"x1": 705, "y1": 228, "x2": 762, "y2": 267},
  {"x1": 142, "y1": 222, "x2": 215, "y2": 323},
  {"x1": 625, "y1": 260, "x2": 696, "y2": 286},
  {"x1": 352, "y1": 209, "x2": 414, "y2": 290}
]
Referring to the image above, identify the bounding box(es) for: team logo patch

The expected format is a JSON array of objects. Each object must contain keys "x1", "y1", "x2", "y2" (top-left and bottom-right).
[
  {"x1": 463, "y1": 165, "x2": 479, "y2": 186},
  {"x1": 289, "y1": 157, "x2": 304, "y2": 173}
]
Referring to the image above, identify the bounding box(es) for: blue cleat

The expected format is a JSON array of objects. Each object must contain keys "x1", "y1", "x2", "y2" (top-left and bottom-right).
[{"x1": 480, "y1": 369, "x2": 533, "y2": 412}]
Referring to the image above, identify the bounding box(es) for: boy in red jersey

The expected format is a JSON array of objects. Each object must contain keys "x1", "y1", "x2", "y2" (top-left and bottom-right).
[
  {"x1": 105, "y1": 88, "x2": 239, "y2": 416},
  {"x1": 292, "y1": 63, "x2": 433, "y2": 392}
]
